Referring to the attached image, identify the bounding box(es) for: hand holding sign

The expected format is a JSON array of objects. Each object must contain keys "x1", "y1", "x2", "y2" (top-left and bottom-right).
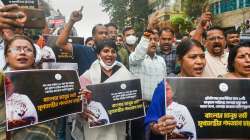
[{"x1": 150, "y1": 115, "x2": 177, "y2": 136}]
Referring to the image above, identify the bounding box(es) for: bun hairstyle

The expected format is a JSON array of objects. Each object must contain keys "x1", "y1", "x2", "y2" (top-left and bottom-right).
[
  {"x1": 95, "y1": 39, "x2": 117, "y2": 54},
  {"x1": 176, "y1": 38, "x2": 205, "y2": 60}
]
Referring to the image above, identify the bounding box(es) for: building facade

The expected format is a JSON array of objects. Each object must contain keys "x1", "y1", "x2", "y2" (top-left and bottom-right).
[
  {"x1": 210, "y1": 0, "x2": 250, "y2": 28},
  {"x1": 148, "y1": 0, "x2": 183, "y2": 20}
]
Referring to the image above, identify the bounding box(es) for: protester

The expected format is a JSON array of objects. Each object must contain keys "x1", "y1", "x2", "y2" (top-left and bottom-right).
[
  {"x1": 224, "y1": 42, "x2": 250, "y2": 78},
  {"x1": 116, "y1": 34, "x2": 124, "y2": 46},
  {"x1": 35, "y1": 35, "x2": 56, "y2": 62},
  {"x1": 105, "y1": 23, "x2": 118, "y2": 41},
  {"x1": 3, "y1": 35, "x2": 57, "y2": 140},
  {"x1": 157, "y1": 28, "x2": 177, "y2": 75},
  {"x1": 123, "y1": 26, "x2": 137, "y2": 54},
  {"x1": 129, "y1": 30, "x2": 166, "y2": 101},
  {"x1": 85, "y1": 37, "x2": 95, "y2": 48},
  {"x1": 73, "y1": 39, "x2": 133, "y2": 140},
  {"x1": 115, "y1": 35, "x2": 128, "y2": 68},
  {"x1": 224, "y1": 27, "x2": 240, "y2": 52},
  {"x1": 129, "y1": 30, "x2": 166, "y2": 140},
  {"x1": 56, "y1": 8, "x2": 97, "y2": 75},
  {"x1": 145, "y1": 39, "x2": 206, "y2": 140},
  {"x1": 201, "y1": 27, "x2": 228, "y2": 77}
]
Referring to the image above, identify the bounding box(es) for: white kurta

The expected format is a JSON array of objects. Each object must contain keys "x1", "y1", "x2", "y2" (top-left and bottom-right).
[{"x1": 72, "y1": 60, "x2": 133, "y2": 140}]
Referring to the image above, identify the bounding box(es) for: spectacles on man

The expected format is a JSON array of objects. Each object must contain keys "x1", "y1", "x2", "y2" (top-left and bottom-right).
[{"x1": 7, "y1": 47, "x2": 34, "y2": 53}]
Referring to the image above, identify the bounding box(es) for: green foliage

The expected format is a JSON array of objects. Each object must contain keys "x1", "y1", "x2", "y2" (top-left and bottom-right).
[
  {"x1": 183, "y1": 0, "x2": 208, "y2": 19},
  {"x1": 170, "y1": 14, "x2": 194, "y2": 36},
  {"x1": 101, "y1": 0, "x2": 150, "y2": 35}
]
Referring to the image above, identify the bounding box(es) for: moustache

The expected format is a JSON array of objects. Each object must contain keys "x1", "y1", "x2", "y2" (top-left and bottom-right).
[
  {"x1": 150, "y1": 45, "x2": 157, "y2": 48},
  {"x1": 213, "y1": 44, "x2": 222, "y2": 48},
  {"x1": 161, "y1": 43, "x2": 171, "y2": 47}
]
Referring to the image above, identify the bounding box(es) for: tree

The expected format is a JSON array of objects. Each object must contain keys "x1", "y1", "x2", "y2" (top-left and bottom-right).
[
  {"x1": 101, "y1": 0, "x2": 150, "y2": 35},
  {"x1": 170, "y1": 15, "x2": 194, "y2": 37},
  {"x1": 182, "y1": 0, "x2": 208, "y2": 19}
]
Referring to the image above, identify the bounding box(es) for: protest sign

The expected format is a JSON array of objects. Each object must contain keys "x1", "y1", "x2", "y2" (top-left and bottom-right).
[
  {"x1": 4, "y1": 69, "x2": 82, "y2": 131},
  {"x1": 42, "y1": 62, "x2": 78, "y2": 71},
  {"x1": 86, "y1": 79, "x2": 145, "y2": 128},
  {"x1": 1, "y1": 0, "x2": 38, "y2": 8},
  {"x1": 44, "y1": 35, "x2": 84, "y2": 63},
  {"x1": 165, "y1": 77, "x2": 250, "y2": 139}
]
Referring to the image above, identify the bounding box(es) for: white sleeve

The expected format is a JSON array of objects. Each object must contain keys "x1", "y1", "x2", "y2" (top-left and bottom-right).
[
  {"x1": 129, "y1": 36, "x2": 149, "y2": 65},
  {"x1": 180, "y1": 105, "x2": 196, "y2": 139},
  {"x1": 22, "y1": 95, "x2": 38, "y2": 123},
  {"x1": 95, "y1": 102, "x2": 110, "y2": 124},
  {"x1": 169, "y1": 102, "x2": 196, "y2": 140},
  {"x1": 34, "y1": 44, "x2": 42, "y2": 64}
]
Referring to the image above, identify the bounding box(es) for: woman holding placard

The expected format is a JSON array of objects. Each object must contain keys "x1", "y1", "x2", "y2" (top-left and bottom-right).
[{"x1": 145, "y1": 39, "x2": 206, "y2": 140}]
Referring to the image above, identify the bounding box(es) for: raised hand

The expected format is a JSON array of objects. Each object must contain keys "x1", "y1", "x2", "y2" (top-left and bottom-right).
[{"x1": 70, "y1": 6, "x2": 83, "y2": 23}]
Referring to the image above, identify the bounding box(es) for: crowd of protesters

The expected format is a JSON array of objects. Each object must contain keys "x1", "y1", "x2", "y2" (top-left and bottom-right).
[{"x1": 0, "y1": 2, "x2": 249, "y2": 140}]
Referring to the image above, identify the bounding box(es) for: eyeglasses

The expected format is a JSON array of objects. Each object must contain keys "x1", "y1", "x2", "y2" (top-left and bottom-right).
[
  {"x1": 7, "y1": 47, "x2": 33, "y2": 53},
  {"x1": 207, "y1": 36, "x2": 225, "y2": 41}
]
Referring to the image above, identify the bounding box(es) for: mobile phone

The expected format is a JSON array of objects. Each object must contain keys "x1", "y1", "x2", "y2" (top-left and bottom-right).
[{"x1": 15, "y1": 8, "x2": 46, "y2": 29}]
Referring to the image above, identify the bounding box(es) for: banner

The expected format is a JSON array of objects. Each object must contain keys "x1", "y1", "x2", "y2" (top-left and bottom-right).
[
  {"x1": 42, "y1": 62, "x2": 78, "y2": 71},
  {"x1": 165, "y1": 77, "x2": 250, "y2": 139},
  {"x1": 85, "y1": 79, "x2": 145, "y2": 128},
  {"x1": 1, "y1": 0, "x2": 38, "y2": 8},
  {"x1": 4, "y1": 69, "x2": 82, "y2": 131}
]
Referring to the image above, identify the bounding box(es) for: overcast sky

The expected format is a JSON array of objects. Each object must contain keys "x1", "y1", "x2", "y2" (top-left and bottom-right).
[{"x1": 49, "y1": 0, "x2": 110, "y2": 38}]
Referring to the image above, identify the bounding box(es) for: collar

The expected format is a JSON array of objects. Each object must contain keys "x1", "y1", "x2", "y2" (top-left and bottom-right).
[
  {"x1": 0, "y1": 41, "x2": 4, "y2": 49},
  {"x1": 145, "y1": 53, "x2": 158, "y2": 59},
  {"x1": 158, "y1": 47, "x2": 175, "y2": 55},
  {"x1": 206, "y1": 51, "x2": 227, "y2": 58}
]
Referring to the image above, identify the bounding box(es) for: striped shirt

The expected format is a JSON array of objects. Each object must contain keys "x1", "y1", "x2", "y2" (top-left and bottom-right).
[
  {"x1": 129, "y1": 37, "x2": 167, "y2": 101},
  {"x1": 157, "y1": 48, "x2": 177, "y2": 74}
]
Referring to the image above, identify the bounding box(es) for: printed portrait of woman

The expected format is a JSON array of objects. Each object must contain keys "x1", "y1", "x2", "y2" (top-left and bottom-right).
[{"x1": 5, "y1": 76, "x2": 38, "y2": 130}]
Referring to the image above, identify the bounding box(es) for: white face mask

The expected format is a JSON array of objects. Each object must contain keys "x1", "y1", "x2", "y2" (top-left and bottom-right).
[
  {"x1": 125, "y1": 35, "x2": 137, "y2": 45},
  {"x1": 99, "y1": 58, "x2": 118, "y2": 71}
]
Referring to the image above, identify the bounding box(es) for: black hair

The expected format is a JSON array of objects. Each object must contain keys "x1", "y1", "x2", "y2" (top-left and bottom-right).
[
  {"x1": 85, "y1": 37, "x2": 94, "y2": 45},
  {"x1": 159, "y1": 28, "x2": 175, "y2": 37},
  {"x1": 225, "y1": 27, "x2": 240, "y2": 37},
  {"x1": 105, "y1": 23, "x2": 118, "y2": 30},
  {"x1": 227, "y1": 42, "x2": 250, "y2": 72},
  {"x1": 204, "y1": 26, "x2": 225, "y2": 39},
  {"x1": 4, "y1": 35, "x2": 36, "y2": 57},
  {"x1": 95, "y1": 39, "x2": 117, "y2": 54},
  {"x1": 117, "y1": 34, "x2": 123, "y2": 38},
  {"x1": 4, "y1": 35, "x2": 37, "y2": 70},
  {"x1": 177, "y1": 38, "x2": 205, "y2": 60},
  {"x1": 122, "y1": 26, "x2": 134, "y2": 36},
  {"x1": 92, "y1": 24, "x2": 105, "y2": 36}
]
